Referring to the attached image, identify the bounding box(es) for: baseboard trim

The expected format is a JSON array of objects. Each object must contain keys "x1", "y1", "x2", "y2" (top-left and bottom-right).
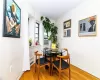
[
  {"x1": 16, "y1": 72, "x2": 24, "y2": 80},
  {"x1": 71, "y1": 64, "x2": 99, "y2": 79}
]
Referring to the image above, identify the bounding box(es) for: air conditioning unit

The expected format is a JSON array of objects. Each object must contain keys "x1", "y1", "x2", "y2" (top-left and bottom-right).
[{"x1": 44, "y1": 39, "x2": 48, "y2": 45}]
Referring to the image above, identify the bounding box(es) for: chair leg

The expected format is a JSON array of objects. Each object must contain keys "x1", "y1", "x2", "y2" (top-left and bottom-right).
[
  {"x1": 69, "y1": 67, "x2": 71, "y2": 80},
  {"x1": 35, "y1": 64, "x2": 36, "y2": 73},
  {"x1": 49, "y1": 64, "x2": 50, "y2": 75},
  {"x1": 38, "y1": 66, "x2": 40, "y2": 80},
  {"x1": 51, "y1": 64, "x2": 53, "y2": 76},
  {"x1": 59, "y1": 71, "x2": 61, "y2": 80}
]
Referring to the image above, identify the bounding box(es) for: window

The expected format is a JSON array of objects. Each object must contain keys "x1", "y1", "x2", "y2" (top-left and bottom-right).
[
  {"x1": 44, "y1": 31, "x2": 48, "y2": 45},
  {"x1": 35, "y1": 22, "x2": 39, "y2": 42}
]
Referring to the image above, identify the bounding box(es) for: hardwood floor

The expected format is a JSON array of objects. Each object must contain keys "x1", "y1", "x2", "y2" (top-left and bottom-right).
[{"x1": 20, "y1": 64, "x2": 99, "y2": 80}]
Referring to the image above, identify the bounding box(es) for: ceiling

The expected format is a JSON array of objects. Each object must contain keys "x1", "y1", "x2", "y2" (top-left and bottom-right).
[{"x1": 28, "y1": 0, "x2": 86, "y2": 20}]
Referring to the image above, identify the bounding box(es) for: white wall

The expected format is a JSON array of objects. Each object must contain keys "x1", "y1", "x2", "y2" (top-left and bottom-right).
[
  {"x1": 56, "y1": 0, "x2": 100, "y2": 78},
  {"x1": 22, "y1": 4, "x2": 30, "y2": 72},
  {"x1": 0, "y1": 0, "x2": 30, "y2": 80}
]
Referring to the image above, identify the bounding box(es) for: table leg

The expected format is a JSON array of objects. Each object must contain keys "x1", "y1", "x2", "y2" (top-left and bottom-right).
[{"x1": 50, "y1": 55, "x2": 52, "y2": 75}]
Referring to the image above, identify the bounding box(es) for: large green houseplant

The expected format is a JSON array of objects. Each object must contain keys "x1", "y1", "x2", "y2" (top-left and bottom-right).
[
  {"x1": 49, "y1": 23, "x2": 58, "y2": 44},
  {"x1": 41, "y1": 16, "x2": 58, "y2": 47},
  {"x1": 41, "y1": 16, "x2": 52, "y2": 37}
]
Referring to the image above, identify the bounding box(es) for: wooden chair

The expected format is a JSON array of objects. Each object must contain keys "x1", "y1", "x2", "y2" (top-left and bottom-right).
[
  {"x1": 56, "y1": 48, "x2": 68, "y2": 60},
  {"x1": 34, "y1": 51, "x2": 50, "y2": 80},
  {"x1": 52, "y1": 53, "x2": 71, "y2": 80},
  {"x1": 62, "y1": 48, "x2": 68, "y2": 55}
]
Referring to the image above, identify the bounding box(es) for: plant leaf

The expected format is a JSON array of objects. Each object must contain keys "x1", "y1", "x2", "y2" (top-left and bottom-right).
[{"x1": 41, "y1": 16, "x2": 44, "y2": 21}]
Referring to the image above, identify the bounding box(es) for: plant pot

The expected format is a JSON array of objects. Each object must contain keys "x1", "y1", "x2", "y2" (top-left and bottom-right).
[
  {"x1": 29, "y1": 42, "x2": 32, "y2": 46},
  {"x1": 51, "y1": 43, "x2": 56, "y2": 49}
]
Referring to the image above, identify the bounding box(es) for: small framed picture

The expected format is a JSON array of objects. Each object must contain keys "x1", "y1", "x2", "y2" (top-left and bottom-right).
[
  {"x1": 79, "y1": 15, "x2": 97, "y2": 37},
  {"x1": 67, "y1": 29, "x2": 71, "y2": 37},
  {"x1": 63, "y1": 19, "x2": 71, "y2": 29},
  {"x1": 64, "y1": 29, "x2": 71, "y2": 37},
  {"x1": 64, "y1": 30, "x2": 67, "y2": 37}
]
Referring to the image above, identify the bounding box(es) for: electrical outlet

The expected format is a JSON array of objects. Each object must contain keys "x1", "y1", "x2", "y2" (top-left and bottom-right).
[{"x1": 10, "y1": 65, "x2": 12, "y2": 72}]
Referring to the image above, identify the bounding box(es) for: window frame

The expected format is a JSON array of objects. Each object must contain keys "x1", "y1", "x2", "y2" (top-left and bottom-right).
[{"x1": 35, "y1": 22, "x2": 39, "y2": 41}]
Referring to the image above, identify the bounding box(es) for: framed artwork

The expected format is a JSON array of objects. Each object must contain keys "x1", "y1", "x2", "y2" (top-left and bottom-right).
[
  {"x1": 3, "y1": 0, "x2": 21, "y2": 38},
  {"x1": 79, "y1": 15, "x2": 97, "y2": 37},
  {"x1": 63, "y1": 19, "x2": 71, "y2": 29},
  {"x1": 67, "y1": 29, "x2": 71, "y2": 37},
  {"x1": 64, "y1": 29, "x2": 71, "y2": 37},
  {"x1": 64, "y1": 30, "x2": 67, "y2": 37}
]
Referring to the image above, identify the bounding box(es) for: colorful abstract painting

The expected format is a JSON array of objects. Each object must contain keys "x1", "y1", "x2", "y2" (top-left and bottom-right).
[{"x1": 3, "y1": 0, "x2": 21, "y2": 38}]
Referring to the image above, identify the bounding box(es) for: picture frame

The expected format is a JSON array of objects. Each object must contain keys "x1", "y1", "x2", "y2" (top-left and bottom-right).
[
  {"x1": 3, "y1": 0, "x2": 21, "y2": 38},
  {"x1": 64, "y1": 29, "x2": 71, "y2": 37},
  {"x1": 78, "y1": 15, "x2": 97, "y2": 37},
  {"x1": 64, "y1": 30, "x2": 67, "y2": 37},
  {"x1": 63, "y1": 19, "x2": 71, "y2": 29},
  {"x1": 67, "y1": 29, "x2": 71, "y2": 37}
]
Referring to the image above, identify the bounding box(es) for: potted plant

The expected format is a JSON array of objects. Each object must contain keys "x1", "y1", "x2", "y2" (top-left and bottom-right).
[
  {"x1": 41, "y1": 16, "x2": 52, "y2": 37},
  {"x1": 49, "y1": 24, "x2": 58, "y2": 49},
  {"x1": 29, "y1": 38, "x2": 32, "y2": 46},
  {"x1": 41, "y1": 16, "x2": 58, "y2": 48}
]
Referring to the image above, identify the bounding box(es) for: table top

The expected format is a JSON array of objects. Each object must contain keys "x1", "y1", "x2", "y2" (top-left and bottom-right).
[{"x1": 44, "y1": 48, "x2": 62, "y2": 56}]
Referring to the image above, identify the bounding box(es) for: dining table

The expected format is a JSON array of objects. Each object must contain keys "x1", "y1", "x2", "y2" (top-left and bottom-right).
[{"x1": 43, "y1": 48, "x2": 63, "y2": 75}]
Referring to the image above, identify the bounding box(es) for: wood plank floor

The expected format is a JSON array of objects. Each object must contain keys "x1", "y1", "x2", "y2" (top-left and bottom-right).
[{"x1": 20, "y1": 64, "x2": 99, "y2": 80}]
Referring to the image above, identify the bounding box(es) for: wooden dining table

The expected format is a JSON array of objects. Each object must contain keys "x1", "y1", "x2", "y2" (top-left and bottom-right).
[{"x1": 43, "y1": 48, "x2": 62, "y2": 75}]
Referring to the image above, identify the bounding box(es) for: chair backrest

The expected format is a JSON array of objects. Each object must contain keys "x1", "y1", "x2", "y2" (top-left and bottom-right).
[
  {"x1": 34, "y1": 51, "x2": 38, "y2": 60},
  {"x1": 34, "y1": 51, "x2": 42, "y2": 65},
  {"x1": 62, "y1": 48, "x2": 68, "y2": 56}
]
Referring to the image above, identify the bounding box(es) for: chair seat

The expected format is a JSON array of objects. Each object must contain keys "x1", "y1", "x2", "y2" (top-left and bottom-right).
[
  {"x1": 53, "y1": 60, "x2": 69, "y2": 70},
  {"x1": 36, "y1": 57, "x2": 49, "y2": 65}
]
